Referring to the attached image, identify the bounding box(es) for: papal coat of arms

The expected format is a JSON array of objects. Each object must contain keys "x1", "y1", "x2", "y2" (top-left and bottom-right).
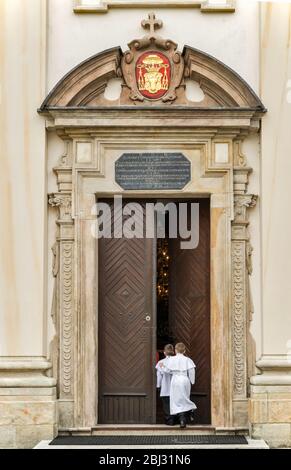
[{"x1": 136, "y1": 51, "x2": 170, "y2": 100}]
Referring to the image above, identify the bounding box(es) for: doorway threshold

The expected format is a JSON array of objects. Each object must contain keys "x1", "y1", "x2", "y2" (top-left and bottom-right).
[
  {"x1": 58, "y1": 425, "x2": 248, "y2": 437},
  {"x1": 91, "y1": 424, "x2": 215, "y2": 431},
  {"x1": 92, "y1": 425, "x2": 215, "y2": 435}
]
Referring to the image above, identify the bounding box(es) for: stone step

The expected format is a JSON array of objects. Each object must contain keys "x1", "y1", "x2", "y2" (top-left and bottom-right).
[{"x1": 58, "y1": 425, "x2": 248, "y2": 437}]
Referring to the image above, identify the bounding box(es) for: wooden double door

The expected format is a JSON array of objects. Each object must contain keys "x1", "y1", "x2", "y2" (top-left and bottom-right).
[{"x1": 98, "y1": 198, "x2": 211, "y2": 424}]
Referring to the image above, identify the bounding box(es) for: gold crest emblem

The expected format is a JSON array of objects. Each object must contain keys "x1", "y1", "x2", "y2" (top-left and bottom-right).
[{"x1": 136, "y1": 52, "x2": 170, "y2": 99}]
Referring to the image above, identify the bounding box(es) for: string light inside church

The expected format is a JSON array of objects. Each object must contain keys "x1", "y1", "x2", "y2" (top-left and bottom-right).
[{"x1": 157, "y1": 239, "x2": 170, "y2": 300}]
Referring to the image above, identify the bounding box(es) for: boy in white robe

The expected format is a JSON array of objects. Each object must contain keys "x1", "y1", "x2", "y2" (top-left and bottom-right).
[
  {"x1": 155, "y1": 344, "x2": 175, "y2": 425},
  {"x1": 162, "y1": 342, "x2": 196, "y2": 428}
]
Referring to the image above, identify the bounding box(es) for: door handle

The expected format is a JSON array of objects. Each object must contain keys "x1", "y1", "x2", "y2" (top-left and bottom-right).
[{"x1": 145, "y1": 315, "x2": 151, "y2": 322}]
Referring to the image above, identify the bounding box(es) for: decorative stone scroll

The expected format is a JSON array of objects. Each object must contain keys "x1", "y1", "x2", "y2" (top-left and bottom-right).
[
  {"x1": 60, "y1": 241, "x2": 73, "y2": 395},
  {"x1": 48, "y1": 194, "x2": 72, "y2": 219}
]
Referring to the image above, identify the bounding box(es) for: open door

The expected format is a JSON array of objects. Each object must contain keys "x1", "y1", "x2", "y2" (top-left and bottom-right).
[
  {"x1": 98, "y1": 199, "x2": 156, "y2": 424},
  {"x1": 168, "y1": 199, "x2": 211, "y2": 424},
  {"x1": 98, "y1": 198, "x2": 211, "y2": 425}
]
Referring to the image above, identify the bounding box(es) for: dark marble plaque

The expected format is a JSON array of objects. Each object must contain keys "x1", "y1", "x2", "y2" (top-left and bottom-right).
[{"x1": 115, "y1": 152, "x2": 191, "y2": 190}]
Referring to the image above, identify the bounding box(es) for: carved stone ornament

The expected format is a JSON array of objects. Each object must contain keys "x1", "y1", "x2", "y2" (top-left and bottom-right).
[
  {"x1": 231, "y1": 186, "x2": 258, "y2": 399},
  {"x1": 48, "y1": 193, "x2": 72, "y2": 219},
  {"x1": 234, "y1": 194, "x2": 258, "y2": 222},
  {"x1": 121, "y1": 12, "x2": 184, "y2": 103}
]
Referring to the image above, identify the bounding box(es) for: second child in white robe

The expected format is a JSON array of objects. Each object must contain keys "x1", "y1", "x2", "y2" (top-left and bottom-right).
[
  {"x1": 156, "y1": 355, "x2": 174, "y2": 424},
  {"x1": 163, "y1": 353, "x2": 197, "y2": 416},
  {"x1": 156, "y1": 356, "x2": 172, "y2": 397}
]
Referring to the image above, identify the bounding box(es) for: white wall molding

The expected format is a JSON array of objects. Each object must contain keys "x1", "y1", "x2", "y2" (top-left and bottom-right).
[{"x1": 73, "y1": 0, "x2": 235, "y2": 14}]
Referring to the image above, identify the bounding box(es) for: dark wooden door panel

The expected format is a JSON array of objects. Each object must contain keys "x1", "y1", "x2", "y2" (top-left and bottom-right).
[
  {"x1": 169, "y1": 199, "x2": 211, "y2": 424},
  {"x1": 98, "y1": 199, "x2": 155, "y2": 424},
  {"x1": 98, "y1": 198, "x2": 211, "y2": 425}
]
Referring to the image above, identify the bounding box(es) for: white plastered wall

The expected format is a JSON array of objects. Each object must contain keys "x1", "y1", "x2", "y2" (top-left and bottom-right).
[
  {"x1": 0, "y1": 0, "x2": 47, "y2": 356},
  {"x1": 260, "y1": 2, "x2": 291, "y2": 356}
]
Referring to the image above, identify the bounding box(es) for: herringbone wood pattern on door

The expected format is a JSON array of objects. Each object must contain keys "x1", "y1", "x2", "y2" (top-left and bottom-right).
[
  {"x1": 98, "y1": 200, "x2": 155, "y2": 424},
  {"x1": 169, "y1": 199, "x2": 211, "y2": 424},
  {"x1": 98, "y1": 198, "x2": 211, "y2": 424}
]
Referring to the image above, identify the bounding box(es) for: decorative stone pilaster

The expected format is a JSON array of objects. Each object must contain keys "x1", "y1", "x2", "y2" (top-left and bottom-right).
[
  {"x1": 231, "y1": 153, "x2": 257, "y2": 424},
  {"x1": 48, "y1": 138, "x2": 75, "y2": 427}
]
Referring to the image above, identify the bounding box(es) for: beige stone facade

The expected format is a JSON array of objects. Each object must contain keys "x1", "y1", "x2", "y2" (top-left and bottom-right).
[{"x1": 0, "y1": 0, "x2": 291, "y2": 448}]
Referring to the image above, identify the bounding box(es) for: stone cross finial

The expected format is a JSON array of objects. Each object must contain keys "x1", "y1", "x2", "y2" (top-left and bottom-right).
[{"x1": 141, "y1": 12, "x2": 163, "y2": 36}]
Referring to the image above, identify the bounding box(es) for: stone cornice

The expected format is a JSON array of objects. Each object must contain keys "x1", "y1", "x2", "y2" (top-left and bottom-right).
[
  {"x1": 0, "y1": 358, "x2": 56, "y2": 387},
  {"x1": 0, "y1": 358, "x2": 52, "y2": 370},
  {"x1": 251, "y1": 356, "x2": 291, "y2": 385},
  {"x1": 256, "y1": 356, "x2": 291, "y2": 371},
  {"x1": 41, "y1": 106, "x2": 265, "y2": 114},
  {"x1": 42, "y1": 107, "x2": 264, "y2": 133}
]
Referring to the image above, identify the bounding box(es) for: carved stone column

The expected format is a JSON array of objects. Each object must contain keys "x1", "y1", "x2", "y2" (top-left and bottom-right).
[
  {"x1": 48, "y1": 138, "x2": 74, "y2": 428},
  {"x1": 231, "y1": 148, "x2": 257, "y2": 425}
]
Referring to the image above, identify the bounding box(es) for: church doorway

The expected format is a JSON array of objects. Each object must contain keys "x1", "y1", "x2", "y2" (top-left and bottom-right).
[{"x1": 98, "y1": 198, "x2": 211, "y2": 425}]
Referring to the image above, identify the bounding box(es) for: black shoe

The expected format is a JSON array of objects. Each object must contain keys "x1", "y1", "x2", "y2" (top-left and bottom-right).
[
  {"x1": 189, "y1": 410, "x2": 195, "y2": 423},
  {"x1": 180, "y1": 418, "x2": 186, "y2": 428},
  {"x1": 179, "y1": 414, "x2": 187, "y2": 428},
  {"x1": 166, "y1": 419, "x2": 175, "y2": 426}
]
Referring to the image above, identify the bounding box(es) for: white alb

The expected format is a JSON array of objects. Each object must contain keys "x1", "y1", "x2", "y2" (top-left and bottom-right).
[
  {"x1": 163, "y1": 353, "x2": 197, "y2": 415},
  {"x1": 156, "y1": 355, "x2": 172, "y2": 397}
]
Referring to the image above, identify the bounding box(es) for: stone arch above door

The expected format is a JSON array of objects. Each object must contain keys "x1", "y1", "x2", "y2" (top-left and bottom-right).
[{"x1": 40, "y1": 14, "x2": 264, "y2": 110}]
